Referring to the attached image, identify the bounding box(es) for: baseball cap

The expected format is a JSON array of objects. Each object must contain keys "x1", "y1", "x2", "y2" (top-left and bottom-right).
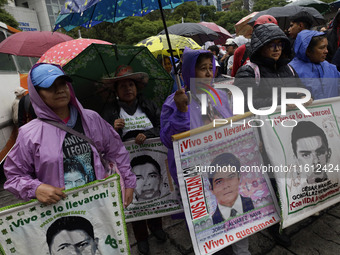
[
  {"x1": 31, "y1": 64, "x2": 72, "y2": 88},
  {"x1": 224, "y1": 38, "x2": 236, "y2": 46},
  {"x1": 14, "y1": 87, "x2": 27, "y2": 96}
]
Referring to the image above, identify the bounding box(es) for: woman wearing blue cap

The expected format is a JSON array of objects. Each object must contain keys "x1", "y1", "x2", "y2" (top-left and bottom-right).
[{"x1": 4, "y1": 63, "x2": 136, "y2": 206}]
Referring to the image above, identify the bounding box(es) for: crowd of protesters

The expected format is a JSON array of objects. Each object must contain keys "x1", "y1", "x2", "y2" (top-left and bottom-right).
[{"x1": 6, "y1": 10, "x2": 340, "y2": 255}]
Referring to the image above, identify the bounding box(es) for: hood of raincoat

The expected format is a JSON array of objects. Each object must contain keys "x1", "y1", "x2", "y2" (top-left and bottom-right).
[
  {"x1": 28, "y1": 63, "x2": 82, "y2": 122},
  {"x1": 289, "y1": 30, "x2": 340, "y2": 100},
  {"x1": 181, "y1": 47, "x2": 216, "y2": 90},
  {"x1": 294, "y1": 30, "x2": 325, "y2": 63},
  {"x1": 250, "y1": 23, "x2": 291, "y2": 62}
]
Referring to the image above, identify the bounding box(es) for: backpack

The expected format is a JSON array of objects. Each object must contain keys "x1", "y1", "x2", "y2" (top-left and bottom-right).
[
  {"x1": 240, "y1": 42, "x2": 251, "y2": 67},
  {"x1": 245, "y1": 61, "x2": 295, "y2": 86}
]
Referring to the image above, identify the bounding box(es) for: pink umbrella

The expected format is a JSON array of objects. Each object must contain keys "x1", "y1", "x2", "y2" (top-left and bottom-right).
[
  {"x1": 0, "y1": 31, "x2": 73, "y2": 58},
  {"x1": 38, "y1": 38, "x2": 112, "y2": 67},
  {"x1": 199, "y1": 22, "x2": 232, "y2": 45}
]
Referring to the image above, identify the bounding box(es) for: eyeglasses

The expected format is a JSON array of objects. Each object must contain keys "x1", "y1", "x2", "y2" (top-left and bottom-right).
[{"x1": 267, "y1": 42, "x2": 283, "y2": 51}]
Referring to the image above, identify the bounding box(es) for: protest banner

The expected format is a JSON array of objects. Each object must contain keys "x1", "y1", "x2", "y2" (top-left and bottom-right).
[
  {"x1": 173, "y1": 115, "x2": 280, "y2": 254},
  {"x1": 123, "y1": 138, "x2": 183, "y2": 222},
  {"x1": 259, "y1": 97, "x2": 340, "y2": 228},
  {"x1": 0, "y1": 175, "x2": 129, "y2": 255}
]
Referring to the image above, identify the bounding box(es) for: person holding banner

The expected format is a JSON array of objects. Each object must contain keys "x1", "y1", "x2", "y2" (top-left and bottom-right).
[
  {"x1": 160, "y1": 48, "x2": 233, "y2": 186},
  {"x1": 101, "y1": 65, "x2": 160, "y2": 145},
  {"x1": 4, "y1": 63, "x2": 136, "y2": 208},
  {"x1": 234, "y1": 23, "x2": 306, "y2": 247},
  {"x1": 289, "y1": 30, "x2": 340, "y2": 100},
  {"x1": 160, "y1": 48, "x2": 238, "y2": 254},
  {"x1": 208, "y1": 153, "x2": 255, "y2": 225},
  {"x1": 100, "y1": 65, "x2": 166, "y2": 255}
]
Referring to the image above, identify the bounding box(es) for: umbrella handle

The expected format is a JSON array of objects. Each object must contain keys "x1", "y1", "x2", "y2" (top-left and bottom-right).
[
  {"x1": 158, "y1": 0, "x2": 178, "y2": 77},
  {"x1": 113, "y1": 44, "x2": 119, "y2": 61},
  {"x1": 174, "y1": 74, "x2": 182, "y2": 91},
  {"x1": 186, "y1": 91, "x2": 191, "y2": 104}
]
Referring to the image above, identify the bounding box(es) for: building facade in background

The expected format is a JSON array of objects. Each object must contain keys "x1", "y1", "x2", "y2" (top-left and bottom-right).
[
  {"x1": 221, "y1": 0, "x2": 236, "y2": 11},
  {"x1": 5, "y1": 0, "x2": 65, "y2": 31},
  {"x1": 3, "y1": 0, "x2": 248, "y2": 32},
  {"x1": 196, "y1": 0, "x2": 222, "y2": 11}
]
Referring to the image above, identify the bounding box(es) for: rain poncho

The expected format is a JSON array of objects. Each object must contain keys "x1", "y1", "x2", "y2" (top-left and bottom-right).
[
  {"x1": 160, "y1": 48, "x2": 232, "y2": 185},
  {"x1": 4, "y1": 64, "x2": 136, "y2": 201},
  {"x1": 289, "y1": 30, "x2": 340, "y2": 100}
]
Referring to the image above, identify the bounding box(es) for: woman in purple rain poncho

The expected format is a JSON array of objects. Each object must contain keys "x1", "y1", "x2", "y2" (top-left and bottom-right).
[
  {"x1": 160, "y1": 48, "x2": 233, "y2": 186},
  {"x1": 4, "y1": 63, "x2": 136, "y2": 206},
  {"x1": 160, "y1": 48, "x2": 253, "y2": 255}
]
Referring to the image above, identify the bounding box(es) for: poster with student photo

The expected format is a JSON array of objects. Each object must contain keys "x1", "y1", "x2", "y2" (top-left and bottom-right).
[
  {"x1": 123, "y1": 138, "x2": 183, "y2": 222},
  {"x1": 173, "y1": 119, "x2": 280, "y2": 255},
  {"x1": 0, "y1": 175, "x2": 129, "y2": 255},
  {"x1": 259, "y1": 97, "x2": 340, "y2": 229}
]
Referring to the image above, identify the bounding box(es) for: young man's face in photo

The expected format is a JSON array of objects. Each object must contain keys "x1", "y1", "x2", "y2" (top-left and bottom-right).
[
  {"x1": 133, "y1": 163, "x2": 161, "y2": 201},
  {"x1": 211, "y1": 169, "x2": 240, "y2": 207},
  {"x1": 50, "y1": 229, "x2": 98, "y2": 255},
  {"x1": 64, "y1": 171, "x2": 87, "y2": 189},
  {"x1": 295, "y1": 135, "x2": 330, "y2": 183}
]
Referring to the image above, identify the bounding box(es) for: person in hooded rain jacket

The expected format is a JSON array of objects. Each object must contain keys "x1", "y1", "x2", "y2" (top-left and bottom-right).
[
  {"x1": 290, "y1": 30, "x2": 340, "y2": 100},
  {"x1": 160, "y1": 48, "x2": 255, "y2": 255},
  {"x1": 234, "y1": 23, "x2": 309, "y2": 112},
  {"x1": 160, "y1": 48, "x2": 233, "y2": 186},
  {"x1": 234, "y1": 23, "x2": 311, "y2": 248},
  {"x1": 4, "y1": 63, "x2": 136, "y2": 207}
]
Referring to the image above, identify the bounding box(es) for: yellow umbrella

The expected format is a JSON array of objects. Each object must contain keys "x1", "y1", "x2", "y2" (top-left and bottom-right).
[{"x1": 136, "y1": 34, "x2": 201, "y2": 58}]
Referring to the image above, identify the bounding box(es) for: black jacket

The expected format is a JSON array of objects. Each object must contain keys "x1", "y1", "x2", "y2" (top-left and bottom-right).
[
  {"x1": 101, "y1": 94, "x2": 160, "y2": 141},
  {"x1": 212, "y1": 196, "x2": 255, "y2": 225},
  {"x1": 234, "y1": 23, "x2": 306, "y2": 112},
  {"x1": 327, "y1": 10, "x2": 340, "y2": 62},
  {"x1": 18, "y1": 94, "x2": 37, "y2": 127}
]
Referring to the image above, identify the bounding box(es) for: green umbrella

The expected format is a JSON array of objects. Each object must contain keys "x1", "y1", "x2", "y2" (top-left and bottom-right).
[{"x1": 63, "y1": 44, "x2": 173, "y2": 112}]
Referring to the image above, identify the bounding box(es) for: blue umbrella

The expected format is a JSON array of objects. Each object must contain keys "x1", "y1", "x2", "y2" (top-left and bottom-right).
[
  {"x1": 54, "y1": 0, "x2": 194, "y2": 88},
  {"x1": 55, "y1": 0, "x2": 193, "y2": 31}
]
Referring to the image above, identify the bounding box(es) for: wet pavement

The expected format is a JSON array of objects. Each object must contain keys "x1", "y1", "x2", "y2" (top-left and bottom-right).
[{"x1": 126, "y1": 203, "x2": 340, "y2": 255}]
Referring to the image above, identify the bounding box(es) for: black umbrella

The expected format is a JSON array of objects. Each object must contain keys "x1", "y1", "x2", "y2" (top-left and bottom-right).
[
  {"x1": 286, "y1": 0, "x2": 329, "y2": 14},
  {"x1": 158, "y1": 23, "x2": 219, "y2": 45},
  {"x1": 330, "y1": 0, "x2": 340, "y2": 9},
  {"x1": 248, "y1": 6, "x2": 325, "y2": 29}
]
